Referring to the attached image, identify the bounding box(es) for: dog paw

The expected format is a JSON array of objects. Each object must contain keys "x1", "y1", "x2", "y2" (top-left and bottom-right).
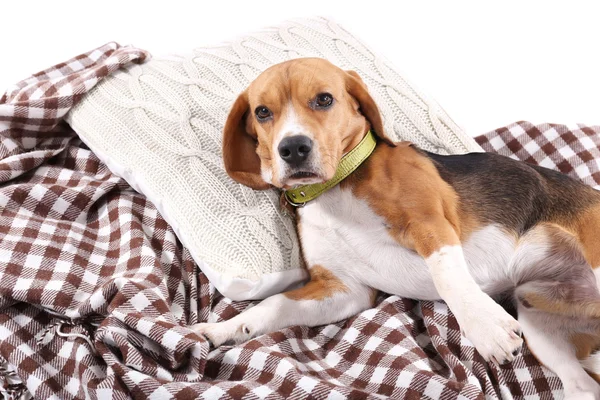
[
  {"x1": 191, "y1": 321, "x2": 253, "y2": 347},
  {"x1": 460, "y1": 298, "x2": 523, "y2": 365}
]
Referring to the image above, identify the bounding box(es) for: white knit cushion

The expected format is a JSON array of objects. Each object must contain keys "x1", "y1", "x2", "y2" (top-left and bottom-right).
[{"x1": 66, "y1": 17, "x2": 482, "y2": 301}]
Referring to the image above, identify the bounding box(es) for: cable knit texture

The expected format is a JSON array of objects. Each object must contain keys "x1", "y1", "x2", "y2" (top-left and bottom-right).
[{"x1": 66, "y1": 17, "x2": 482, "y2": 300}]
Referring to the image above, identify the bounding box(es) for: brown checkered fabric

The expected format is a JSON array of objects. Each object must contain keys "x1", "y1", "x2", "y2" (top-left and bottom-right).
[
  {"x1": 1, "y1": 44, "x2": 588, "y2": 399},
  {"x1": 475, "y1": 121, "x2": 600, "y2": 189}
]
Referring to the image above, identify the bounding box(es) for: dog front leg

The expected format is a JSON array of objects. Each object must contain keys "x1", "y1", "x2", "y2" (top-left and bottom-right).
[
  {"x1": 192, "y1": 271, "x2": 374, "y2": 347},
  {"x1": 401, "y1": 219, "x2": 523, "y2": 364}
]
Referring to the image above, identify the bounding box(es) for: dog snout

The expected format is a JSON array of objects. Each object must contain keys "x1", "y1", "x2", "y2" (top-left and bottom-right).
[{"x1": 278, "y1": 135, "x2": 313, "y2": 167}]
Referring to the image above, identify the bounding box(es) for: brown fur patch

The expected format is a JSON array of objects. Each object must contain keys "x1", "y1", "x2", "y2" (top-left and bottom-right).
[
  {"x1": 368, "y1": 288, "x2": 379, "y2": 306},
  {"x1": 284, "y1": 265, "x2": 349, "y2": 301},
  {"x1": 221, "y1": 91, "x2": 271, "y2": 190},
  {"x1": 571, "y1": 333, "x2": 600, "y2": 383},
  {"x1": 574, "y1": 203, "x2": 600, "y2": 268},
  {"x1": 571, "y1": 333, "x2": 600, "y2": 360},
  {"x1": 343, "y1": 143, "x2": 471, "y2": 258}
]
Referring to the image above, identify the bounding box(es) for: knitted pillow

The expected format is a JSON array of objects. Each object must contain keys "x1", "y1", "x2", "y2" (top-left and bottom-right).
[{"x1": 66, "y1": 17, "x2": 481, "y2": 300}]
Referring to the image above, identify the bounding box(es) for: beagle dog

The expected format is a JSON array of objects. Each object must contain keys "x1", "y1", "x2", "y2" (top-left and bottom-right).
[{"x1": 193, "y1": 58, "x2": 600, "y2": 399}]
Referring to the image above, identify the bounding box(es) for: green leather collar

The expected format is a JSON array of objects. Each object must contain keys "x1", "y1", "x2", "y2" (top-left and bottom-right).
[{"x1": 284, "y1": 130, "x2": 377, "y2": 207}]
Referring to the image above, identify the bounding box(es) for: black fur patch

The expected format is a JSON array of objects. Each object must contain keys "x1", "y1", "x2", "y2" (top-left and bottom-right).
[{"x1": 424, "y1": 151, "x2": 600, "y2": 234}]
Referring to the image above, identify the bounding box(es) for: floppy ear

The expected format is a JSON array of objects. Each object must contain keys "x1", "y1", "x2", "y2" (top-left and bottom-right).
[
  {"x1": 345, "y1": 70, "x2": 396, "y2": 147},
  {"x1": 222, "y1": 91, "x2": 271, "y2": 190}
]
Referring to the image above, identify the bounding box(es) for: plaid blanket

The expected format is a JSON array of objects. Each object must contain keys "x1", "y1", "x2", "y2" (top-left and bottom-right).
[{"x1": 2, "y1": 43, "x2": 597, "y2": 400}]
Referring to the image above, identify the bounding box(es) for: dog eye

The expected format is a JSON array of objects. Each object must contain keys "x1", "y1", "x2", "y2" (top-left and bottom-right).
[
  {"x1": 255, "y1": 106, "x2": 272, "y2": 121},
  {"x1": 315, "y1": 93, "x2": 334, "y2": 108}
]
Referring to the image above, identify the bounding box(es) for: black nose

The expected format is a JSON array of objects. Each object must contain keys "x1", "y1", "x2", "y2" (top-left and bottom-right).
[{"x1": 278, "y1": 135, "x2": 313, "y2": 166}]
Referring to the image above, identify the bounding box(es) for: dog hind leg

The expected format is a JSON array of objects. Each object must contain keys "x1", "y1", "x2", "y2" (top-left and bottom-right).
[{"x1": 518, "y1": 304, "x2": 600, "y2": 400}]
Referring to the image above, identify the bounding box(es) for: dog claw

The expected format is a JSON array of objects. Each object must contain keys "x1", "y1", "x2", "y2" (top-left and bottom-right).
[{"x1": 514, "y1": 329, "x2": 523, "y2": 338}]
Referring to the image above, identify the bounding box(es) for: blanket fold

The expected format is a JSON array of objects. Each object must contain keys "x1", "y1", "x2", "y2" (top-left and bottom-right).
[{"x1": 2, "y1": 43, "x2": 587, "y2": 399}]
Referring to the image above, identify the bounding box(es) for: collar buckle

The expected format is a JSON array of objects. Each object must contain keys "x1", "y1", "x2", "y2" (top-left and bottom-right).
[{"x1": 284, "y1": 190, "x2": 306, "y2": 207}]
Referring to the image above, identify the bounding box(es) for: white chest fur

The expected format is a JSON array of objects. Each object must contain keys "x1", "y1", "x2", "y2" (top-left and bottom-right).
[{"x1": 297, "y1": 186, "x2": 519, "y2": 300}]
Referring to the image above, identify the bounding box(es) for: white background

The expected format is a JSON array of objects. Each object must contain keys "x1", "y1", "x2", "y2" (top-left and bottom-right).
[{"x1": 2, "y1": 0, "x2": 598, "y2": 136}]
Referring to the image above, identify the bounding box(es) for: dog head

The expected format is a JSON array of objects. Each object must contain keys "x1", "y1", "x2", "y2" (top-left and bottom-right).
[{"x1": 222, "y1": 58, "x2": 395, "y2": 190}]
